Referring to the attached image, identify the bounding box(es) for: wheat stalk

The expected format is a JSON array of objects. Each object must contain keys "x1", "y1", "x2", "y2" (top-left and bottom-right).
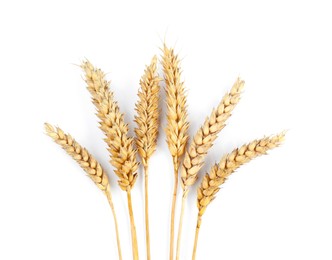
[
  {"x1": 81, "y1": 61, "x2": 139, "y2": 260},
  {"x1": 175, "y1": 78, "x2": 244, "y2": 259},
  {"x1": 192, "y1": 132, "x2": 285, "y2": 260},
  {"x1": 162, "y1": 45, "x2": 189, "y2": 260},
  {"x1": 44, "y1": 123, "x2": 123, "y2": 260},
  {"x1": 134, "y1": 55, "x2": 161, "y2": 260}
]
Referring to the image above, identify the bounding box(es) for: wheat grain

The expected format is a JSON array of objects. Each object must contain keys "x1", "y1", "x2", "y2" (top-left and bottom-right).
[
  {"x1": 134, "y1": 55, "x2": 161, "y2": 260},
  {"x1": 44, "y1": 123, "x2": 123, "y2": 260},
  {"x1": 162, "y1": 45, "x2": 189, "y2": 260},
  {"x1": 192, "y1": 132, "x2": 285, "y2": 260},
  {"x1": 81, "y1": 61, "x2": 139, "y2": 260}
]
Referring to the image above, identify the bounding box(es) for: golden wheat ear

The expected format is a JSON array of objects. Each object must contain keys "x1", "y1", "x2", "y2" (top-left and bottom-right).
[
  {"x1": 135, "y1": 55, "x2": 161, "y2": 166},
  {"x1": 175, "y1": 78, "x2": 244, "y2": 260},
  {"x1": 134, "y1": 55, "x2": 161, "y2": 260},
  {"x1": 181, "y1": 78, "x2": 245, "y2": 193},
  {"x1": 161, "y1": 44, "x2": 189, "y2": 260},
  {"x1": 81, "y1": 61, "x2": 139, "y2": 260},
  {"x1": 192, "y1": 132, "x2": 286, "y2": 260},
  {"x1": 44, "y1": 123, "x2": 109, "y2": 190},
  {"x1": 44, "y1": 123, "x2": 123, "y2": 260},
  {"x1": 81, "y1": 60, "x2": 139, "y2": 191}
]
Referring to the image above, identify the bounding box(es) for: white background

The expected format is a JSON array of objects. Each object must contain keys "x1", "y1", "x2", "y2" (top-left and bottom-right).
[{"x1": 1, "y1": 0, "x2": 331, "y2": 259}]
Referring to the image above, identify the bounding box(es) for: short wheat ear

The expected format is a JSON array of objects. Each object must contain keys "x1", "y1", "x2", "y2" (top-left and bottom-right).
[
  {"x1": 161, "y1": 44, "x2": 189, "y2": 260},
  {"x1": 81, "y1": 61, "x2": 139, "y2": 260},
  {"x1": 44, "y1": 123, "x2": 123, "y2": 260},
  {"x1": 134, "y1": 55, "x2": 161, "y2": 260},
  {"x1": 192, "y1": 132, "x2": 286, "y2": 260}
]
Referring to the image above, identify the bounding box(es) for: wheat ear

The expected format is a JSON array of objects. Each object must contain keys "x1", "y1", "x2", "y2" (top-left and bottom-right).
[
  {"x1": 134, "y1": 56, "x2": 161, "y2": 260},
  {"x1": 81, "y1": 61, "x2": 139, "y2": 260},
  {"x1": 192, "y1": 132, "x2": 285, "y2": 260},
  {"x1": 162, "y1": 45, "x2": 189, "y2": 260},
  {"x1": 175, "y1": 78, "x2": 244, "y2": 259},
  {"x1": 44, "y1": 123, "x2": 122, "y2": 260}
]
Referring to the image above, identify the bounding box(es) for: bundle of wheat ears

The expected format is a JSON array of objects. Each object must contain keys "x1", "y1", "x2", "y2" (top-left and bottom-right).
[{"x1": 45, "y1": 44, "x2": 285, "y2": 260}]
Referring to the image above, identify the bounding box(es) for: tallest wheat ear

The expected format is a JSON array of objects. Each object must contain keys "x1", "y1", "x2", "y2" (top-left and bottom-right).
[
  {"x1": 81, "y1": 61, "x2": 140, "y2": 260},
  {"x1": 134, "y1": 56, "x2": 161, "y2": 260},
  {"x1": 192, "y1": 132, "x2": 285, "y2": 260},
  {"x1": 175, "y1": 78, "x2": 244, "y2": 260},
  {"x1": 44, "y1": 123, "x2": 122, "y2": 260},
  {"x1": 162, "y1": 45, "x2": 189, "y2": 260}
]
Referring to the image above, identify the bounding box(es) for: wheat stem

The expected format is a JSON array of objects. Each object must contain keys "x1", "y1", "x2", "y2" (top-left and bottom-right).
[
  {"x1": 170, "y1": 158, "x2": 179, "y2": 260},
  {"x1": 144, "y1": 164, "x2": 151, "y2": 260},
  {"x1": 105, "y1": 188, "x2": 123, "y2": 260},
  {"x1": 127, "y1": 190, "x2": 139, "y2": 260},
  {"x1": 191, "y1": 215, "x2": 202, "y2": 260},
  {"x1": 175, "y1": 193, "x2": 187, "y2": 260}
]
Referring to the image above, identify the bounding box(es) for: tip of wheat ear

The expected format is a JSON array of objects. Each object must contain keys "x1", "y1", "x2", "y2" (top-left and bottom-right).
[
  {"x1": 162, "y1": 45, "x2": 189, "y2": 161},
  {"x1": 197, "y1": 132, "x2": 285, "y2": 217},
  {"x1": 134, "y1": 55, "x2": 161, "y2": 166},
  {"x1": 44, "y1": 123, "x2": 110, "y2": 191},
  {"x1": 181, "y1": 78, "x2": 245, "y2": 192}
]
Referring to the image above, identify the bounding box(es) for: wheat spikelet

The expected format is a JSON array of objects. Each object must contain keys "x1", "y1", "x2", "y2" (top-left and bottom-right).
[
  {"x1": 181, "y1": 78, "x2": 245, "y2": 194},
  {"x1": 197, "y1": 132, "x2": 285, "y2": 217},
  {"x1": 81, "y1": 61, "x2": 139, "y2": 191},
  {"x1": 134, "y1": 55, "x2": 161, "y2": 166},
  {"x1": 134, "y1": 55, "x2": 161, "y2": 260},
  {"x1": 44, "y1": 123, "x2": 109, "y2": 190},
  {"x1": 162, "y1": 45, "x2": 189, "y2": 162}
]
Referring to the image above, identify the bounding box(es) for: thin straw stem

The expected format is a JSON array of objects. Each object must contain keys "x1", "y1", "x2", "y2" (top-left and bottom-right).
[
  {"x1": 169, "y1": 158, "x2": 179, "y2": 260},
  {"x1": 127, "y1": 190, "x2": 139, "y2": 260},
  {"x1": 175, "y1": 193, "x2": 187, "y2": 260},
  {"x1": 192, "y1": 215, "x2": 202, "y2": 260},
  {"x1": 144, "y1": 165, "x2": 151, "y2": 260},
  {"x1": 105, "y1": 189, "x2": 123, "y2": 260}
]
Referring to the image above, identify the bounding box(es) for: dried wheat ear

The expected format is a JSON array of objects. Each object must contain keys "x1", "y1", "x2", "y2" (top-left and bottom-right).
[
  {"x1": 181, "y1": 78, "x2": 245, "y2": 194},
  {"x1": 81, "y1": 61, "x2": 139, "y2": 191},
  {"x1": 44, "y1": 123, "x2": 123, "y2": 260},
  {"x1": 44, "y1": 123, "x2": 109, "y2": 190},
  {"x1": 135, "y1": 55, "x2": 161, "y2": 166},
  {"x1": 192, "y1": 132, "x2": 285, "y2": 260}
]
